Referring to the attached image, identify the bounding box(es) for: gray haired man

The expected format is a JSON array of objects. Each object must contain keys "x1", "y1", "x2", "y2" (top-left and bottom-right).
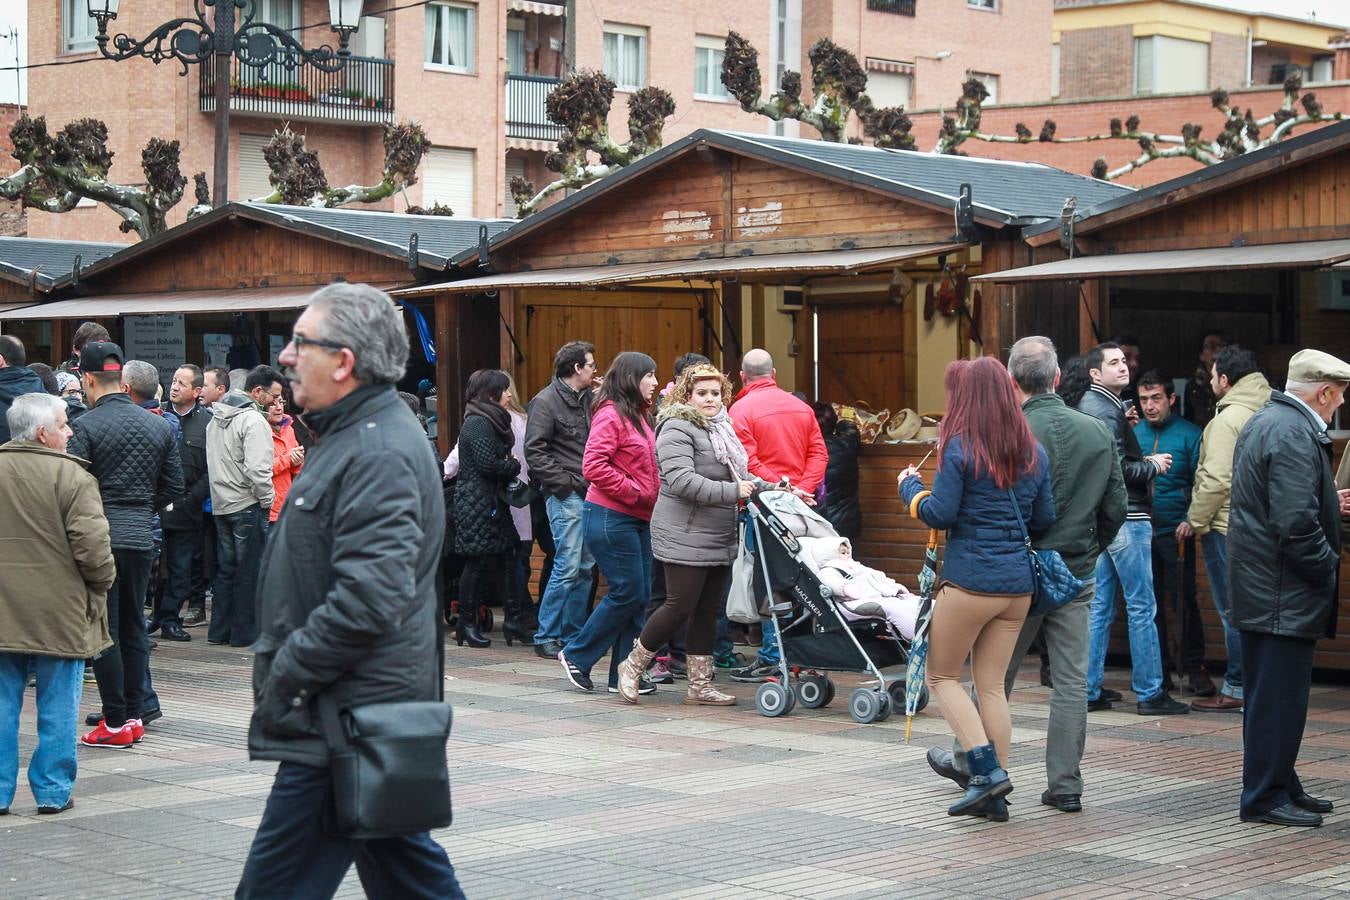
[
  {"x1": 237, "y1": 284, "x2": 463, "y2": 898},
  {"x1": 928, "y1": 337, "x2": 1127, "y2": 814}
]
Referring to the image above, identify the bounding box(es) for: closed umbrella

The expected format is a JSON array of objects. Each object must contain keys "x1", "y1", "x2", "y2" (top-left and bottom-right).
[{"x1": 903, "y1": 527, "x2": 939, "y2": 743}]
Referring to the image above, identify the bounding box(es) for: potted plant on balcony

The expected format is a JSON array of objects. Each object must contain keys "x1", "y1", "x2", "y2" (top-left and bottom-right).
[{"x1": 259, "y1": 84, "x2": 284, "y2": 99}]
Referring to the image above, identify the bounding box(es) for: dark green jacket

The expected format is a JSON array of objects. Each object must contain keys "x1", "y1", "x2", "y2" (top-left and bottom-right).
[{"x1": 1023, "y1": 393, "x2": 1127, "y2": 578}]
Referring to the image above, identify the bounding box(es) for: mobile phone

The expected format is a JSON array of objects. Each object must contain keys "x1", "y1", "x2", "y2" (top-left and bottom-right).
[{"x1": 1123, "y1": 399, "x2": 1136, "y2": 415}]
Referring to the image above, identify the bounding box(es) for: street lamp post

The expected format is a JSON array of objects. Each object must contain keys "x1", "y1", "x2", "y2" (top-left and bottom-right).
[{"x1": 86, "y1": 0, "x2": 365, "y2": 207}]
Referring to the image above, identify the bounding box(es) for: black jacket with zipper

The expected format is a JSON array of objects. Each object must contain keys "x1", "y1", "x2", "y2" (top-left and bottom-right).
[
  {"x1": 247, "y1": 384, "x2": 445, "y2": 767},
  {"x1": 1078, "y1": 384, "x2": 1156, "y2": 519},
  {"x1": 160, "y1": 400, "x2": 212, "y2": 531}
]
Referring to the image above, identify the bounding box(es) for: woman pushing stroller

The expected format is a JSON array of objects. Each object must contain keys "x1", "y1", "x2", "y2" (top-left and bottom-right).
[{"x1": 898, "y1": 357, "x2": 1054, "y2": 821}]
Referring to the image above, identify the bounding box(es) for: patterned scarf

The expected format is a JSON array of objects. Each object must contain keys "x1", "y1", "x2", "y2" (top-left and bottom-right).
[{"x1": 706, "y1": 407, "x2": 749, "y2": 481}]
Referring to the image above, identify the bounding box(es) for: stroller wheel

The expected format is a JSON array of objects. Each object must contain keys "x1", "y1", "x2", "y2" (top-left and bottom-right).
[
  {"x1": 796, "y1": 674, "x2": 832, "y2": 709},
  {"x1": 849, "y1": 687, "x2": 883, "y2": 724},
  {"x1": 755, "y1": 682, "x2": 793, "y2": 718},
  {"x1": 916, "y1": 685, "x2": 930, "y2": 713},
  {"x1": 886, "y1": 681, "x2": 907, "y2": 708},
  {"x1": 875, "y1": 689, "x2": 893, "y2": 722}
]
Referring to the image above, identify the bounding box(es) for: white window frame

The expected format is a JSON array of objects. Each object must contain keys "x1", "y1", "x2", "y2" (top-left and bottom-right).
[
  {"x1": 1133, "y1": 34, "x2": 1208, "y2": 95},
  {"x1": 967, "y1": 0, "x2": 998, "y2": 10},
  {"x1": 425, "y1": 1, "x2": 477, "y2": 74},
  {"x1": 971, "y1": 71, "x2": 999, "y2": 105},
  {"x1": 64, "y1": 0, "x2": 98, "y2": 53},
  {"x1": 603, "y1": 23, "x2": 648, "y2": 91},
  {"x1": 507, "y1": 18, "x2": 526, "y2": 75},
  {"x1": 694, "y1": 35, "x2": 730, "y2": 101}
]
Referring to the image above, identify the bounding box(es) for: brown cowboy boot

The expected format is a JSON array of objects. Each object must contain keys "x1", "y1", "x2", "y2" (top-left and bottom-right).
[
  {"x1": 683, "y1": 656, "x2": 737, "y2": 706},
  {"x1": 616, "y1": 641, "x2": 658, "y2": 703}
]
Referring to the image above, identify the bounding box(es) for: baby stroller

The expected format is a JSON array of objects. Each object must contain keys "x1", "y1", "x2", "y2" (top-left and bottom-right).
[{"x1": 744, "y1": 491, "x2": 929, "y2": 723}]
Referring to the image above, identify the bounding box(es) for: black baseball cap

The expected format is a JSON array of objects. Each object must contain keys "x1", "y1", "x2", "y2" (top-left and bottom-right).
[{"x1": 80, "y1": 341, "x2": 125, "y2": 373}]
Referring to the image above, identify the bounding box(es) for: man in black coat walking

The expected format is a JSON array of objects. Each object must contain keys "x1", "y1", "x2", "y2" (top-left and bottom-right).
[
  {"x1": 153, "y1": 364, "x2": 213, "y2": 640},
  {"x1": 237, "y1": 284, "x2": 462, "y2": 898},
  {"x1": 1229, "y1": 349, "x2": 1348, "y2": 828}
]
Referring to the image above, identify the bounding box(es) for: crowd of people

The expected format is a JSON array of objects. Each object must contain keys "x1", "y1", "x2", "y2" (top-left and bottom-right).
[{"x1": 0, "y1": 281, "x2": 1344, "y2": 881}]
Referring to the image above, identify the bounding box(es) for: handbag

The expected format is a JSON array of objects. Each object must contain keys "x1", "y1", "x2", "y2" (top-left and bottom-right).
[
  {"x1": 318, "y1": 697, "x2": 454, "y2": 840},
  {"x1": 1006, "y1": 488, "x2": 1085, "y2": 617},
  {"x1": 316, "y1": 582, "x2": 455, "y2": 840},
  {"x1": 499, "y1": 478, "x2": 539, "y2": 509},
  {"x1": 726, "y1": 526, "x2": 765, "y2": 624}
]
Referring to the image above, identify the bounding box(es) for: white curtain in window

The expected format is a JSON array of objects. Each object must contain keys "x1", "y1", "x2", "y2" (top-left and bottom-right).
[
  {"x1": 507, "y1": 27, "x2": 526, "y2": 74},
  {"x1": 426, "y1": 4, "x2": 473, "y2": 69},
  {"x1": 64, "y1": 0, "x2": 98, "y2": 50},
  {"x1": 603, "y1": 32, "x2": 643, "y2": 88},
  {"x1": 695, "y1": 41, "x2": 727, "y2": 97}
]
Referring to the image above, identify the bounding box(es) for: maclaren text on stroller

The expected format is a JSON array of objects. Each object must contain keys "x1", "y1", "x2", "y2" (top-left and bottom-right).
[{"x1": 741, "y1": 491, "x2": 929, "y2": 722}]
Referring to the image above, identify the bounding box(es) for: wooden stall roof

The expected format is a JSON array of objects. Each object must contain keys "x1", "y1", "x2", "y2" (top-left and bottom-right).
[
  {"x1": 48, "y1": 202, "x2": 517, "y2": 292},
  {"x1": 394, "y1": 243, "x2": 970, "y2": 297},
  {"x1": 452, "y1": 129, "x2": 1133, "y2": 268},
  {"x1": 973, "y1": 238, "x2": 1350, "y2": 282},
  {"x1": 1023, "y1": 119, "x2": 1350, "y2": 247},
  {"x1": 0, "y1": 237, "x2": 127, "y2": 292},
  {"x1": 0, "y1": 285, "x2": 398, "y2": 320}
]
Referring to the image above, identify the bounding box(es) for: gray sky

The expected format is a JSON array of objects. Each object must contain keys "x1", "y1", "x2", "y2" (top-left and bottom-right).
[{"x1": 0, "y1": 0, "x2": 1346, "y2": 105}]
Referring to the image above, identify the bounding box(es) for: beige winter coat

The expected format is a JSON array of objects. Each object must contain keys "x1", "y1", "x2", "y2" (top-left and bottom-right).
[
  {"x1": 1187, "y1": 372, "x2": 1271, "y2": 536},
  {"x1": 0, "y1": 440, "x2": 114, "y2": 659}
]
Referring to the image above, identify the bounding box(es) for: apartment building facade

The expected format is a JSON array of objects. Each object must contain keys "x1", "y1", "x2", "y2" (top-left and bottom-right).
[
  {"x1": 26, "y1": 0, "x2": 1054, "y2": 243},
  {"x1": 1053, "y1": 0, "x2": 1345, "y2": 101}
]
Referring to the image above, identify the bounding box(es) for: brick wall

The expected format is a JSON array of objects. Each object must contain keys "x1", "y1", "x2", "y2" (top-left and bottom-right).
[
  {"x1": 906, "y1": 82, "x2": 1350, "y2": 187},
  {"x1": 1058, "y1": 25, "x2": 1133, "y2": 100},
  {"x1": 1209, "y1": 32, "x2": 1247, "y2": 91},
  {"x1": 0, "y1": 102, "x2": 25, "y2": 237}
]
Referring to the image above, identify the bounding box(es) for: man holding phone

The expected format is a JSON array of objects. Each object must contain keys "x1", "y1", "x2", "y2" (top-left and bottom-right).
[{"x1": 1078, "y1": 343, "x2": 1188, "y2": 715}]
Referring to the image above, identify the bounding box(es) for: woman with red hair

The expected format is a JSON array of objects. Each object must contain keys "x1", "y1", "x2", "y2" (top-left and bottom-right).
[{"x1": 899, "y1": 357, "x2": 1054, "y2": 821}]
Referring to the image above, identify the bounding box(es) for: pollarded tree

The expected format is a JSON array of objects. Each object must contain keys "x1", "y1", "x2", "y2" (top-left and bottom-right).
[
  {"x1": 0, "y1": 114, "x2": 207, "y2": 239},
  {"x1": 509, "y1": 70, "x2": 676, "y2": 216},
  {"x1": 251, "y1": 122, "x2": 432, "y2": 207}
]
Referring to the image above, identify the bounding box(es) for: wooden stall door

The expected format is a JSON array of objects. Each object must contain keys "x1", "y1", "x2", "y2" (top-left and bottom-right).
[
  {"x1": 815, "y1": 302, "x2": 914, "y2": 414},
  {"x1": 517, "y1": 290, "x2": 704, "y2": 396}
]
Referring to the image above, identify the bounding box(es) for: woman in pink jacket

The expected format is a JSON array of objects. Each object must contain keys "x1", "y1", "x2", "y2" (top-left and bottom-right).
[{"x1": 558, "y1": 352, "x2": 659, "y2": 694}]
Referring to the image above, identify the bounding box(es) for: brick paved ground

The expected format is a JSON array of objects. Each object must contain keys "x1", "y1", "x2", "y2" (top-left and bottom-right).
[{"x1": 3, "y1": 637, "x2": 1349, "y2": 898}]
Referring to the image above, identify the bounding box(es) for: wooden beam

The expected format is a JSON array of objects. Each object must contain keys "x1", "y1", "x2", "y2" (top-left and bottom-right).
[
  {"x1": 434, "y1": 292, "x2": 455, "y2": 460},
  {"x1": 1078, "y1": 280, "x2": 1103, "y2": 353}
]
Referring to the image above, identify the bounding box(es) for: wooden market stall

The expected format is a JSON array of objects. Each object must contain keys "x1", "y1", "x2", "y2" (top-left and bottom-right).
[{"x1": 979, "y1": 119, "x2": 1350, "y2": 671}]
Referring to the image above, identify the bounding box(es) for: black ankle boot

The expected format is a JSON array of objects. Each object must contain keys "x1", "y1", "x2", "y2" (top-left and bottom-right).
[
  {"x1": 455, "y1": 601, "x2": 491, "y2": 648},
  {"x1": 948, "y1": 744, "x2": 1012, "y2": 817}
]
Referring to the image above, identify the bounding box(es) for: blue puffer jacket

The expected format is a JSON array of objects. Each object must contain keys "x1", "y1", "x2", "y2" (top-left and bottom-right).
[{"x1": 899, "y1": 436, "x2": 1055, "y2": 594}]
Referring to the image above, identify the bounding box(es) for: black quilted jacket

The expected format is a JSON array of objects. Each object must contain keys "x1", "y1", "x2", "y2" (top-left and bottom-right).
[
  {"x1": 453, "y1": 413, "x2": 520, "y2": 556},
  {"x1": 68, "y1": 392, "x2": 184, "y2": 552}
]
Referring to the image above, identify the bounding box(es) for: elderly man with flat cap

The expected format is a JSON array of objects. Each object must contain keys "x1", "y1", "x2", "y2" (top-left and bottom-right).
[{"x1": 1228, "y1": 349, "x2": 1349, "y2": 827}]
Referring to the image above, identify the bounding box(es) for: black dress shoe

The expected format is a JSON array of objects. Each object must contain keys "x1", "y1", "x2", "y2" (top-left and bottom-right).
[
  {"x1": 37, "y1": 798, "x2": 74, "y2": 815},
  {"x1": 159, "y1": 622, "x2": 192, "y2": 642},
  {"x1": 1087, "y1": 697, "x2": 1113, "y2": 712},
  {"x1": 1138, "y1": 693, "x2": 1189, "y2": 716},
  {"x1": 1100, "y1": 688, "x2": 1123, "y2": 702},
  {"x1": 1292, "y1": 793, "x2": 1335, "y2": 814},
  {"x1": 534, "y1": 640, "x2": 563, "y2": 660},
  {"x1": 1041, "y1": 791, "x2": 1082, "y2": 812},
  {"x1": 1241, "y1": 802, "x2": 1322, "y2": 827}
]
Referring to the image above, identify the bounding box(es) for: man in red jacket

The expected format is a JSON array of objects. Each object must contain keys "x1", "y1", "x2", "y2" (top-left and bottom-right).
[{"x1": 730, "y1": 349, "x2": 828, "y2": 681}]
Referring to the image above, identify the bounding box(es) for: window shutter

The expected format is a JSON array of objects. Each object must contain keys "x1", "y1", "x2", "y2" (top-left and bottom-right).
[
  {"x1": 423, "y1": 147, "x2": 475, "y2": 216},
  {"x1": 237, "y1": 134, "x2": 274, "y2": 201}
]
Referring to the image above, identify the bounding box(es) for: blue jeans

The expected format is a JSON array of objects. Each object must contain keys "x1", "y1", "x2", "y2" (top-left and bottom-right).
[
  {"x1": 534, "y1": 493, "x2": 595, "y2": 646},
  {"x1": 0, "y1": 655, "x2": 84, "y2": 810},
  {"x1": 209, "y1": 504, "x2": 264, "y2": 647},
  {"x1": 238, "y1": 761, "x2": 464, "y2": 900},
  {"x1": 1087, "y1": 520, "x2": 1164, "y2": 702},
  {"x1": 562, "y1": 503, "x2": 652, "y2": 687},
  {"x1": 1202, "y1": 531, "x2": 1243, "y2": 699},
  {"x1": 742, "y1": 515, "x2": 781, "y2": 666}
]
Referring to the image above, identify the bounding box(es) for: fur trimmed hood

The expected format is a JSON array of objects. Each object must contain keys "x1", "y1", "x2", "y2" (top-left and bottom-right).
[{"x1": 656, "y1": 401, "x2": 712, "y2": 430}]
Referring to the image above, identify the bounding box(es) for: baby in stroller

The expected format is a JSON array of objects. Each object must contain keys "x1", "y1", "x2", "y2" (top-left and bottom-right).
[{"x1": 800, "y1": 536, "x2": 921, "y2": 641}]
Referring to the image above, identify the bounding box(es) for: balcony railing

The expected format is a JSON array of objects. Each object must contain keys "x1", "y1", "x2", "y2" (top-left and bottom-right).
[
  {"x1": 867, "y1": 0, "x2": 916, "y2": 14},
  {"x1": 201, "y1": 52, "x2": 395, "y2": 126},
  {"x1": 506, "y1": 73, "x2": 563, "y2": 141}
]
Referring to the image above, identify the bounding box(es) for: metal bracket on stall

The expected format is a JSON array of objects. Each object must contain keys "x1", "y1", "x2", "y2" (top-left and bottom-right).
[
  {"x1": 954, "y1": 184, "x2": 980, "y2": 243},
  {"x1": 70, "y1": 254, "x2": 82, "y2": 290},
  {"x1": 477, "y1": 225, "x2": 496, "y2": 274},
  {"x1": 1059, "y1": 197, "x2": 1077, "y2": 257},
  {"x1": 407, "y1": 234, "x2": 420, "y2": 273}
]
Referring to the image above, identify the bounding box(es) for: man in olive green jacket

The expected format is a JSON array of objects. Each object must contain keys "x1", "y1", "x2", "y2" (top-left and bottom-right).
[
  {"x1": 0, "y1": 393, "x2": 114, "y2": 814},
  {"x1": 1178, "y1": 345, "x2": 1270, "y2": 711},
  {"x1": 930, "y1": 337, "x2": 1126, "y2": 814}
]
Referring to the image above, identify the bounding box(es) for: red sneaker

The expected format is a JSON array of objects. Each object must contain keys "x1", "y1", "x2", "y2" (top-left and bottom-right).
[
  {"x1": 87, "y1": 712, "x2": 145, "y2": 744},
  {"x1": 80, "y1": 720, "x2": 134, "y2": 749}
]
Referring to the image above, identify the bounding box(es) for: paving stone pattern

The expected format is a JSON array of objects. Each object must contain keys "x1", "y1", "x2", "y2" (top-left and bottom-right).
[{"x1": 3, "y1": 638, "x2": 1349, "y2": 898}]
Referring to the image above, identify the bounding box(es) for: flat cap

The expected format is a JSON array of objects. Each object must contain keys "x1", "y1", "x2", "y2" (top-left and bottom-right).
[{"x1": 1288, "y1": 349, "x2": 1350, "y2": 384}]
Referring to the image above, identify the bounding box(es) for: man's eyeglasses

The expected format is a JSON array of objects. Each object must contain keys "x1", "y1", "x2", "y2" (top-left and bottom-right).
[{"x1": 291, "y1": 333, "x2": 346, "y2": 353}]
